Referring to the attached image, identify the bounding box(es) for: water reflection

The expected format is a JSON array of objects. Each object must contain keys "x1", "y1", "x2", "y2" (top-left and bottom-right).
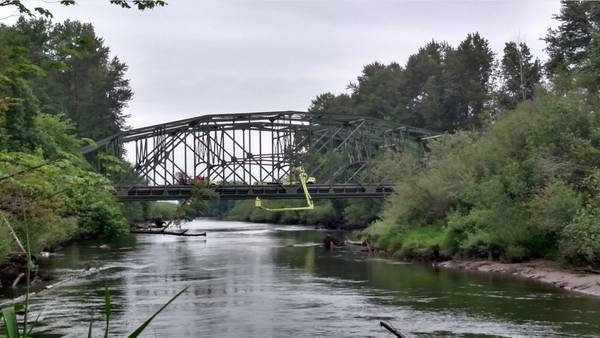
[{"x1": 5, "y1": 219, "x2": 599, "y2": 337}]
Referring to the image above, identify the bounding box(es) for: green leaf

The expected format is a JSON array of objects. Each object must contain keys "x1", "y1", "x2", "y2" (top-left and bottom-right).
[
  {"x1": 127, "y1": 286, "x2": 189, "y2": 338},
  {"x1": 1, "y1": 307, "x2": 20, "y2": 338}
]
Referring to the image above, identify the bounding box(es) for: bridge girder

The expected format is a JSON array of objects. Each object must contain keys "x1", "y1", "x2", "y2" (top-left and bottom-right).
[{"x1": 83, "y1": 111, "x2": 439, "y2": 201}]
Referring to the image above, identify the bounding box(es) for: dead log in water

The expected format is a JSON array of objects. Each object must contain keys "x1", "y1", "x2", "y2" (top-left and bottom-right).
[
  {"x1": 323, "y1": 234, "x2": 345, "y2": 250},
  {"x1": 130, "y1": 228, "x2": 206, "y2": 237},
  {"x1": 379, "y1": 321, "x2": 406, "y2": 338}
]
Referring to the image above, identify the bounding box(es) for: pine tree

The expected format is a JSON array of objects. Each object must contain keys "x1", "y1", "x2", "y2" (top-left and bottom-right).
[
  {"x1": 498, "y1": 42, "x2": 541, "y2": 110},
  {"x1": 403, "y1": 40, "x2": 451, "y2": 130},
  {"x1": 545, "y1": 0, "x2": 600, "y2": 75},
  {"x1": 4, "y1": 19, "x2": 134, "y2": 139},
  {"x1": 445, "y1": 33, "x2": 495, "y2": 129}
]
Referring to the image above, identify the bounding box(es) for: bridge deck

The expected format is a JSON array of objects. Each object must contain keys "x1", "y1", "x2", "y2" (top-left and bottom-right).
[{"x1": 117, "y1": 184, "x2": 393, "y2": 201}]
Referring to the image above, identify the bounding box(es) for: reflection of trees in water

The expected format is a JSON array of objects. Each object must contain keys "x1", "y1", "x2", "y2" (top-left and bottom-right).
[
  {"x1": 304, "y1": 246, "x2": 315, "y2": 274},
  {"x1": 34, "y1": 226, "x2": 600, "y2": 337},
  {"x1": 270, "y1": 234, "x2": 600, "y2": 332}
]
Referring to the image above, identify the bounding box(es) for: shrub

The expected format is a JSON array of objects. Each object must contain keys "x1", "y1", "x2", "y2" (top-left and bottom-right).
[
  {"x1": 343, "y1": 199, "x2": 381, "y2": 226},
  {"x1": 560, "y1": 206, "x2": 600, "y2": 267},
  {"x1": 396, "y1": 226, "x2": 445, "y2": 260},
  {"x1": 504, "y1": 245, "x2": 530, "y2": 263},
  {"x1": 149, "y1": 202, "x2": 179, "y2": 220},
  {"x1": 530, "y1": 180, "x2": 582, "y2": 239}
]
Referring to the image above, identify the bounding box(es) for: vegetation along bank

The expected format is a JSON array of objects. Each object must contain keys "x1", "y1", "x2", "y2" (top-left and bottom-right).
[
  {"x1": 2, "y1": 1, "x2": 600, "y2": 294},
  {"x1": 227, "y1": 1, "x2": 600, "y2": 283}
]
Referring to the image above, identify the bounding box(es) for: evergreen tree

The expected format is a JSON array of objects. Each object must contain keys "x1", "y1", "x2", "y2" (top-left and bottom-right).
[
  {"x1": 545, "y1": 0, "x2": 600, "y2": 75},
  {"x1": 498, "y1": 42, "x2": 541, "y2": 110},
  {"x1": 402, "y1": 40, "x2": 451, "y2": 130},
  {"x1": 308, "y1": 92, "x2": 352, "y2": 115},
  {"x1": 2, "y1": 19, "x2": 134, "y2": 139},
  {"x1": 445, "y1": 33, "x2": 494, "y2": 129},
  {"x1": 349, "y1": 62, "x2": 405, "y2": 121}
]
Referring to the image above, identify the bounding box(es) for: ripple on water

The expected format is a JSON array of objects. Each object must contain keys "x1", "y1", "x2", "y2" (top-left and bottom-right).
[{"x1": 14, "y1": 219, "x2": 600, "y2": 338}]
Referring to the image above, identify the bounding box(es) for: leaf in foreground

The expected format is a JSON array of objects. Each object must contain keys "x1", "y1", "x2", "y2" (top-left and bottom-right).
[
  {"x1": 127, "y1": 286, "x2": 189, "y2": 338},
  {"x1": 1, "y1": 306, "x2": 20, "y2": 338}
]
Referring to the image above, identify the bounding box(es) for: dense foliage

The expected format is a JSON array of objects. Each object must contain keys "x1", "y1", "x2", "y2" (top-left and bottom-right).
[
  {"x1": 0, "y1": 18, "x2": 134, "y2": 264},
  {"x1": 363, "y1": 1, "x2": 600, "y2": 267},
  {"x1": 2, "y1": 0, "x2": 599, "y2": 271},
  {"x1": 366, "y1": 92, "x2": 600, "y2": 264},
  {"x1": 225, "y1": 1, "x2": 600, "y2": 269},
  {"x1": 226, "y1": 18, "x2": 541, "y2": 230}
]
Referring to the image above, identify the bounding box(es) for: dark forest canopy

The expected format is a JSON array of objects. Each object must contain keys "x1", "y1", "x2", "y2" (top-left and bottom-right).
[
  {"x1": 0, "y1": 18, "x2": 133, "y2": 141},
  {"x1": 309, "y1": 33, "x2": 543, "y2": 133}
]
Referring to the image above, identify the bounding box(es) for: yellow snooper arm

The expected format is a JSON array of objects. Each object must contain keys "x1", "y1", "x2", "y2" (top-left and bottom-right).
[{"x1": 255, "y1": 167, "x2": 314, "y2": 211}]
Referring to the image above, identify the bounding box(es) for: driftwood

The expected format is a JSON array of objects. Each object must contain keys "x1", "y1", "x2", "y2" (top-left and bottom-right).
[
  {"x1": 323, "y1": 234, "x2": 345, "y2": 250},
  {"x1": 12, "y1": 272, "x2": 25, "y2": 288},
  {"x1": 345, "y1": 240, "x2": 366, "y2": 246},
  {"x1": 380, "y1": 321, "x2": 406, "y2": 338},
  {"x1": 130, "y1": 227, "x2": 206, "y2": 237}
]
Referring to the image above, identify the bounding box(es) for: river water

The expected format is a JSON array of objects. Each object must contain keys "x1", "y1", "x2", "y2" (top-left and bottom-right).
[{"x1": 6, "y1": 219, "x2": 600, "y2": 337}]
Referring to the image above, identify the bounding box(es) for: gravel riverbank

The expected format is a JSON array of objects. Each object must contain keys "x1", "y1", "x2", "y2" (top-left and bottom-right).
[{"x1": 435, "y1": 259, "x2": 600, "y2": 297}]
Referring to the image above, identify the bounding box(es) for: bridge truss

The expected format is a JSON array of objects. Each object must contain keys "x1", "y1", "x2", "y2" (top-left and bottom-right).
[{"x1": 83, "y1": 111, "x2": 438, "y2": 201}]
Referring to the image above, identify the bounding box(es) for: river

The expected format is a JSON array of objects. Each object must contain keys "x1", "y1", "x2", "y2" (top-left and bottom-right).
[{"x1": 5, "y1": 219, "x2": 600, "y2": 337}]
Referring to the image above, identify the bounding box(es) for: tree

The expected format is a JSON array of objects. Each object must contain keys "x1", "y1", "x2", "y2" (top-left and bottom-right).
[
  {"x1": 0, "y1": 0, "x2": 167, "y2": 19},
  {"x1": 0, "y1": 76, "x2": 39, "y2": 151},
  {"x1": 402, "y1": 40, "x2": 451, "y2": 130},
  {"x1": 498, "y1": 41, "x2": 541, "y2": 110},
  {"x1": 349, "y1": 62, "x2": 405, "y2": 121},
  {"x1": 308, "y1": 92, "x2": 352, "y2": 115},
  {"x1": 545, "y1": 1, "x2": 600, "y2": 75},
  {"x1": 444, "y1": 33, "x2": 495, "y2": 129},
  {"x1": 2, "y1": 18, "x2": 134, "y2": 139}
]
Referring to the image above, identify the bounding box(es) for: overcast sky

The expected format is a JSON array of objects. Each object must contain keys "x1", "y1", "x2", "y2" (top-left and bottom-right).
[{"x1": 3, "y1": 0, "x2": 561, "y2": 129}]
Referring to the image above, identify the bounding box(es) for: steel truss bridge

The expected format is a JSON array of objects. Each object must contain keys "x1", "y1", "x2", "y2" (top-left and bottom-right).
[{"x1": 83, "y1": 111, "x2": 439, "y2": 201}]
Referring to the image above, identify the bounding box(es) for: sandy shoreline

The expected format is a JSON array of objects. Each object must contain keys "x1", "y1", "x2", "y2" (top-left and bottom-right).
[{"x1": 435, "y1": 259, "x2": 600, "y2": 297}]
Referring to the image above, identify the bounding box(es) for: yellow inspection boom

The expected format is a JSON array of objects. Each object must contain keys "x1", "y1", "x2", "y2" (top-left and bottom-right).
[{"x1": 255, "y1": 167, "x2": 314, "y2": 211}]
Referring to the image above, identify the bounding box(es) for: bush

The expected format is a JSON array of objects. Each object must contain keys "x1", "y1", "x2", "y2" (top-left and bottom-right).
[
  {"x1": 122, "y1": 202, "x2": 146, "y2": 222},
  {"x1": 504, "y1": 245, "x2": 530, "y2": 263},
  {"x1": 303, "y1": 200, "x2": 339, "y2": 225},
  {"x1": 560, "y1": 206, "x2": 600, "y2": 267},
  {"x1": 530, "y1": 180, "x2": 582, "y2": 240},
  {"x1": 343, "y1": 199, "x2": 381, "y2": 226},
  {"x1": 149, "y1": 202, "x2": 179, "y2": 220},
  {"x1": 395, "y1": 226, "x2": 445, "y2": 260}
]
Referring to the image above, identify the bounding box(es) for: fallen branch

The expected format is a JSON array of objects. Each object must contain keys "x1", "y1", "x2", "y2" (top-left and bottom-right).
[
  {"x1": 1, "y1": 213, "x2": 26, "y2": 254},
  {"x1": 12, "y1": 272, "x2": 25, "y2": 288},
  {"x1": 130, "y1": 228, "x2": 206, "y2": 237},
  {"x1": 380, "y1": 321, "x2": 406, "y2": 338},
  {"x1": 323, "y1": 234, "x2": 345, "y2": 250},
  {"x1": 345, "y1": 240, "x2": 365, "y2": 246}
]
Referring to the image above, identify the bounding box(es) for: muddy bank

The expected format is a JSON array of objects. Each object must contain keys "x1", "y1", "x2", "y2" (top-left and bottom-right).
[{"x1": 435, "y1": 259, "x2": 600, "y2": 297}]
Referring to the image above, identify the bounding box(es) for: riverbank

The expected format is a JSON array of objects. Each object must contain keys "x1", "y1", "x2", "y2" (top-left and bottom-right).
[{"x1": 434, "y1": 259, "x2": 600, "y2": 297}]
